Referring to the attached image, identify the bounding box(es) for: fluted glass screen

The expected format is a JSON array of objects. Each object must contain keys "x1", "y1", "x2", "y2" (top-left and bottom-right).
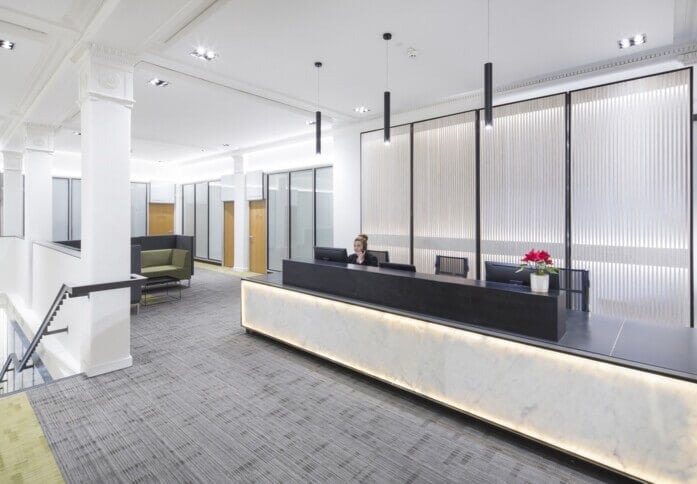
[
  {"x1": 52, "y1": 178, "x2": 69, "y2": 241},
  {"x1": 290, "y1": 170, "x2": 314, "y2": 260},
  {"x1": 130, "y1": 182, "x2": 146, "y2": 238},
  {"x1": 208, "y1": 182, "x2": 222, "y2": 261},
  {"x1": 361, "y1": 125, "x2": 411, "y2": 263},
  {"x1": 195, "y1": 182, "x2": 208, "y2": 259},
  {"x1": 571, "y1": 70, "x2": 691, "y2": 326},
  {"x1": 268, "y1": 173, "x2": 290, "y2": 271},
  {"x1": 71, "y1": 179, "x2": 81, "y2": 240},
  {"x1": 480, "y1": 94, "x2": 566, "y2": 273},
  {"x1": 182, "y1": 184, "x2": 195, "y2": 236},
  {"x1": 413, "y1": 113, "x2": 476, "y2": 275},
  {"x1": 315, "y1": 167, "x2": 333, "y2": 248}
]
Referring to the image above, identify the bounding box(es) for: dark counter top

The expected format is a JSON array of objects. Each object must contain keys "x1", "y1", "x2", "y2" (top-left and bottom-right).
[{"x1": 243, "y1": 269, "x2": 697, "y2": 384}]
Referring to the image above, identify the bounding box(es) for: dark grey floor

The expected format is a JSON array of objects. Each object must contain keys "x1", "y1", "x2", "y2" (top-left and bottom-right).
[{"x1": 27, "y1": 267, "x2": 633, "y2": 483}]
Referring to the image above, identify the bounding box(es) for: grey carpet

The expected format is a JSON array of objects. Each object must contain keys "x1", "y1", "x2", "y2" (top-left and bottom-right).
[{"x1": 27, "y1": 267, "x2": 631, "y2": 483}]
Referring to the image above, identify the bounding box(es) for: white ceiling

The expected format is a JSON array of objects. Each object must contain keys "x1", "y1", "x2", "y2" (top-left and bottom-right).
[{"x1": 0, "y1": 0, "x2": 694, "y2": 164}]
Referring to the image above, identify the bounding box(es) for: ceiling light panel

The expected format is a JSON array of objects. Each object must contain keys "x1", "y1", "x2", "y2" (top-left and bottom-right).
[
  {"x1": 190, "y1": 47, "x2": 218, "y2": 61},
  {"x1": 148, "y1": 78, "x2": 170, "y2": 87},
  {"x1": 0, "y1": 40, "x2": 15, "y2": 50}
]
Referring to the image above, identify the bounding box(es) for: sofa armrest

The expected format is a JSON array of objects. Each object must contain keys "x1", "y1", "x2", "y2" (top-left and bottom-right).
[{"x1": 171, "y1": 249, "x2": 192, "y2": 278}]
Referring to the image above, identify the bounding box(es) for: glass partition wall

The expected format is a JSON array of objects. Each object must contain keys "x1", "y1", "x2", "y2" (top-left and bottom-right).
[
  {"x1": 182, "y1": 180, "x2": 223, "y2": 263},
  {"x1": 267, "y1": 166, "x2": 333, "y2": 272},
  {"x1": 360, "y1": 68, "x2": 692, "y2": 327}
]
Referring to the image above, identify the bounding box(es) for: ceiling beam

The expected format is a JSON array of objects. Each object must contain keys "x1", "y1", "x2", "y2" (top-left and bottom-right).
[{"x1": 0, "y1": 6, "x2": 81, "y2": 40}]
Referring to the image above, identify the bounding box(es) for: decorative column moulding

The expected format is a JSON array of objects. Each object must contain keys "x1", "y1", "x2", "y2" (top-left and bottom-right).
[
  {"x1": 24, "y1": 123, "x2": 56, "y2": 153},
  {"x1": 76, "y1": 43, "x2": 136, "y2": 108},
  {"x1": 1, "y1": 151, "x2": 23, "y2": 171}
]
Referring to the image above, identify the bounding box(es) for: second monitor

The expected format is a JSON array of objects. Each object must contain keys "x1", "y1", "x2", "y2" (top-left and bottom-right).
[
  {"x1": 485, "y1": 261, "x2": 559, "y2": 290},
  {"x1": 314, "y1": 246, "x2": 348, "y2": 263}
]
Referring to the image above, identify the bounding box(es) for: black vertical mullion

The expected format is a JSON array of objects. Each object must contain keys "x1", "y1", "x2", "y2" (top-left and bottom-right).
[
  {"x1": 565, "y1": 92, "x2": 572, "y2": 310},
  {"x1": 475, "y1": 111, "x2": 481, "y2": 280},
  {"x1": 287, "y1": 172, "x2": 291, "y2": 261},
  {"x1": 409, "y1": 123, "x2": 414, "y2": 265},
  {"x1": 313, "y1": 168, "x2": 317, "y2": 249},
  {"x1": 690, "y1": 66, "x2": 694, "y2": 327}
]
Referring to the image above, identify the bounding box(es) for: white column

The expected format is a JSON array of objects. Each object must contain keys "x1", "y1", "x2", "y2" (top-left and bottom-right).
[
  {"x1": 23, "y1": 124, "x2": 55, "y2": 305},
  {"x1": 1, "y1": 151, "x2": 23, "y2": 237},
  {"x1": 78, "y1": 44, "x2": 135, "y2": 376},
  {"x1": 233, "y1": 155, "x2": 250, "y2": 272}
]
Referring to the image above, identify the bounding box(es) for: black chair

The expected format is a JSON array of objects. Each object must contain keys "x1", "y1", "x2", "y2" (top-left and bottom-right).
[
  {"x1": 435, "y1": 255, "x2": 469, "y2": 278},
  {"x1": 367, "y1": 250, "x2": 389, "y2": 264},
  {"x1": 556, "y1": 267, "x2": 591, "y2": 312},
  {"x1": 379, "y1": 262, "x2": 416, "y2": 272}
]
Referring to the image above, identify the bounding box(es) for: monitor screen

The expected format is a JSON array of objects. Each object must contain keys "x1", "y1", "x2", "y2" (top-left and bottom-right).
[
  {"x1": 379, "y1": 262, "x2": 416, "y2": 272},
  {"x1": 314, "y1": 246, "x2": 348, "y2": 263},
  {"x1": 484, "y1": 261, "x2": 559, "y2": 289}
]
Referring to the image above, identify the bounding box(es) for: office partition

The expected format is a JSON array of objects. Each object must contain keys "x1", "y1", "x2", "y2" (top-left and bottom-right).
[
  {"x1": 361, "y1": 125, "x2": 411, "y2": 263},
  {"x1": 290, "y1": 170, "x2": 314, "y2": 260},
  {"x1": 413, "y1": 113, "x2": 476, "y2": 275},
  {"x1": 480, "y1": 94, "x2": 566, "y2": 272},
  {"x1": 268, "y1": 173, "x2": 290, "y2": 271},
  {"x1": 195, "y1": 182, "x2": 209, "y2": 259},
  {"x1": 208, "y1": 182, "x2": 222, "y2": 261},
  {"x1": 71, "y1": 179, "x2": 81, "y2": 239},
  {"x1": 182, "y1": 184, "x2": 195, "y2": 236},
  {"x1": 52, "y1": 178, "x2": 70, "y2": 241},
  {"x1": 571, "y1": 69, "x2": 691, "y2": 325},
  {"x1": 130, "y1": 182, "x2": 147, "y2": 238},
  {"x1": 315, "y1": 167, "x2": 333, "y2": 248}
]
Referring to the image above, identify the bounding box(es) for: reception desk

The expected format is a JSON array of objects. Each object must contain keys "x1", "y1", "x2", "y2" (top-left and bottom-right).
[{"x1": 241, "y1": 260, "x2": 697, "y2": 483}]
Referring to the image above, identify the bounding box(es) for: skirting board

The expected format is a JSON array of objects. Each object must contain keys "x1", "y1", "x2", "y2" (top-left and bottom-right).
[{"x1": 83, "y1": 355, "x2": 132, "y2": 378}]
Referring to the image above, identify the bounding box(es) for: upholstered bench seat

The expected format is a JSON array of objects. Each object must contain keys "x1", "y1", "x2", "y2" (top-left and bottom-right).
[{"x1": 140, "y1": 249, "x2": 192, "y2": 282}]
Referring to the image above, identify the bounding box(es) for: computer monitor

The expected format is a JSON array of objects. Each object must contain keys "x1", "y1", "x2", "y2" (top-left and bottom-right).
[
  {"x1": 314, "y1": 246, "x2": 348, "y2": 263},
  {"x1": 484, "y1": 261, "x2": 559, "y2": 289},
  {"x1": 379, "y1": 262, "x2": 416, "y2": 272}
]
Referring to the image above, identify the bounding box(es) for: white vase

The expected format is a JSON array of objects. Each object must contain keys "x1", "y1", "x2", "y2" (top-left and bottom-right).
[{"x1": 530, "y1": 273, "x2": 549, "y2": 293}]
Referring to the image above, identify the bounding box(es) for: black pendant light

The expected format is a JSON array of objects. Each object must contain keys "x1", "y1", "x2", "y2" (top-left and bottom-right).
[
  {"x1": 484, "y1": 0, "x2": 493, "y2": 129},
  {"x1": 314, "y1": 61, "x2": 322, "y2": 155},
  {"x1": 383, "y1": 32, "x2": 392, "y2": 145}
]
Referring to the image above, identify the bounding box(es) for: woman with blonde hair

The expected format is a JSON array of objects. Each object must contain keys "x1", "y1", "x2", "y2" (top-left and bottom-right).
[{"x1": 348, "y1": 234, "x2": 378, "y2": 266}]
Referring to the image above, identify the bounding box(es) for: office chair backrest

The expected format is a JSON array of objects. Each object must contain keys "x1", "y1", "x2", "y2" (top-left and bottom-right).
[
  {"x1": 435, "y1": 255, "x2": 469, "y2": 278},
  {"x1": 367, "y1": 250, "x2": 390, "y2": 264}
]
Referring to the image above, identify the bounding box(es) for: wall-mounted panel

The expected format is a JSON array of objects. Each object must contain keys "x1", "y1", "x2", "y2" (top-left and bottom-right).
[
  {"x1": 571, "y1": 70, "x2": 691, "y2": 325},
  {"x1": 480, "y1": 95, "x2": 566, "y2": 273},
  {"x1": 413, "y1": 112, "x2": 476, "y2": 275},
  {"x1": 361, "y1": 125, "x2": 411, "y2": 263},
  {"x1": 221, "y1": 174, "x2": 235, "y2": 202},
  {"x1": 150, "y1": 181, "x2": 175, "y2": 203},
  {"x1": 246, "y1": 170, "x2": 264, "y2": 200}
]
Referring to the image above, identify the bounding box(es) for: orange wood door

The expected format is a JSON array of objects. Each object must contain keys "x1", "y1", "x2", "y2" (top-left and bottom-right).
[
  {"x1": 223, "y1": 201, "x2": 235, "y2": 267},
  {"x1": 249, "y1": 200, "x2": 267, "y2": 273},
  {"x1": 148, "y1": 203, "x2": 174, "y2": 235}
]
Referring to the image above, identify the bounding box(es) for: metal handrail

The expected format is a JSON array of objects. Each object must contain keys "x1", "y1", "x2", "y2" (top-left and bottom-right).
[{"x1": 0, "y1": 274, "x2": 147, "y2": 385}]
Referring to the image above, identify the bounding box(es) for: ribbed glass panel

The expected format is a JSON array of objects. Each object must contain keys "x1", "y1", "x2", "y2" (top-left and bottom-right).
[
  {"x1": 361, "y1": 126, "x2": 411, "y2": 264},
  {"x1": 290, "y1": 170, "x2": 314, "y2": 260},
  {"x1": 413, "y1": 112, "x2": 476, "y2": 275},
  {"x1": 52, "y1": 178, "x2": 69, "y2": 241},
  {"x1": 315, "y1": 167, "x2": 333, "y2": 247},
  {"x1": 268, "y1": 173, "x2": 290, "y2": 271},
  {"x1": 182, "y1": 184, "x2": 195, "y2": 236},
  {"x1": 195, "y1": 182, "x2": 208, "y2": 259},
  {"x1": 480, "y1": 95, "x2": 566, "y2": 275},
  {"x1": 571, "y1": 70, "x2": 691, "y2": 326},
  {"x1": 130, "y1": 182, "x2": 147, "y2": 238},
  {"x1": 71, "y1": 179, "x2": 81, "y2": 239},
  {"x1": 208, "y1": 182, "x2": 222, "y2": 261}
]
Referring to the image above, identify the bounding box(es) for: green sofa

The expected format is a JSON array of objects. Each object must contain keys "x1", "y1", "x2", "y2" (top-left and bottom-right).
[{"x1": 140, "y1": 249, "x2": 192, "y2": 282}]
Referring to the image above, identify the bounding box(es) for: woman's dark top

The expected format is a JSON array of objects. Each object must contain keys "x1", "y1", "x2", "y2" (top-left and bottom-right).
[{"x1": 348, "y1": 252, "x2": 379, "y2": 267}]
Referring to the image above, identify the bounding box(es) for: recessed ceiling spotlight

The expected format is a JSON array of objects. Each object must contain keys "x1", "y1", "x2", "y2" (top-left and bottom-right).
[
  {"x1": 222, "y1": 143, "x2": 230, "y2": 147},
  {"x1": 406, "y1": 47, "x2": 418, "y2": 58},
  {"x1": 618, "y1": 33, "x2": 646, "y2": 49},
  {"x1": 190, "y1": 47, "x2": 217, "y2": 61},
  {"x1": 148, "y1": 78, "x2": 169, "y2": 87},
  {"x1": 306, "y1": 120, "x2": 316, "y2": 126},
  {"x1": 0, "y1": 40, "x2": 15, "y2": 50},
  {"x1": 201, "y1": 148, "x2": 206, "y2": 152},
  {"x1": 72, "y1": 131, "x2": 81, "y2": 136},
  {"x1": 354, "y1": 106, "x2": 371, "y2": 113}
]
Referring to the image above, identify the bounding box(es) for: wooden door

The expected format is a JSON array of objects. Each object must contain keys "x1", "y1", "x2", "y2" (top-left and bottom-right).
[
  {"x1": 249, "y1": 200, "x2": 267, "y2": 273},
  {"x1": 223, "y1": 201, "x2": 235, "y2": 267},
  {"x1": 148, "y1": 203, "x2": 174, "y2": 235}
]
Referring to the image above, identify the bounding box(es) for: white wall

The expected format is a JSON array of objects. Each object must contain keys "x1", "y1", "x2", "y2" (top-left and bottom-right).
[{"x1": 0, "y1": 237, "x2": 18, "y2": 296}]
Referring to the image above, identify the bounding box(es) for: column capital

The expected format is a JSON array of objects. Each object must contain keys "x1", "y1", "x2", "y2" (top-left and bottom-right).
[
  {"x1": 77, "y1": 42, "x2": 136, "y2": 108},
  {"x1": 24, "y1": 124, "x2": 56, "y2": 153},
  {"x1": 1, "y1": 150, "x2": 23, "y2": 171}
]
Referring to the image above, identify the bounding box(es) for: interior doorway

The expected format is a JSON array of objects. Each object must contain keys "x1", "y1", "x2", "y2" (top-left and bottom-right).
[
  {"x1": 223, "y1": 201, "x2": 234, "y2": 267},
  {"x1": 148, "y1": 203, "x2": 174, "y2": 235},
  {"x1": 249, "y1": 200, "x2": 267, "y2": 273}
]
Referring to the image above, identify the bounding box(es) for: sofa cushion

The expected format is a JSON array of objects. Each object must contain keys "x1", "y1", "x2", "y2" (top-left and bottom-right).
[{"x1": 141, "y1": 249, "x2": 172, "y2": 268}]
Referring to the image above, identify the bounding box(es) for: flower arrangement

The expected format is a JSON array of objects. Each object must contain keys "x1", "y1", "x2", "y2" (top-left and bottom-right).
[{"x1": 516, "y1": 249, "x2": 558, "y2": 276}]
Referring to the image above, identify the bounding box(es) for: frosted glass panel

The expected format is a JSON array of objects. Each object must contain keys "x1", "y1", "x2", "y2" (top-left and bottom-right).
[
  {"x1": 315, "y1": 167, "x2": 333, "y2": 248},
  {"x1": 571, "y1": 70, "x2": 691, "y2": 326},
  {"x1": 413, "y1": 113, "x2": 476, "y2": 275},
  {"x1": 182, "y1": 184, "x2": 195, "y2": 236},
  {"x1": 268, "y1": 173, "x2": 289, "y2": 271},
  {"x1": 52, "y1": 178, "x2": 69, "y2": 241},
  {"x1": 290, "y1": 170, "x2": 313, "y2": 260},
  {"x1": 195, "y1": 182, "x2": 208, "y2": 259},
  {"x1": 130, "y1": 183, "x2": 147, "y2": 237},
  {"x1": 71, "y1": 179, "x2": 81, "y2": 240},
  {"x1": 361, "y1": 125, "x2": 411, "y2": 264},
  {"x1": 480, "y1": 95, "x2": 566, "y2": 274},
  {"x1": 208, "y1": 182, "x2": 222, "y2": 261}
]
